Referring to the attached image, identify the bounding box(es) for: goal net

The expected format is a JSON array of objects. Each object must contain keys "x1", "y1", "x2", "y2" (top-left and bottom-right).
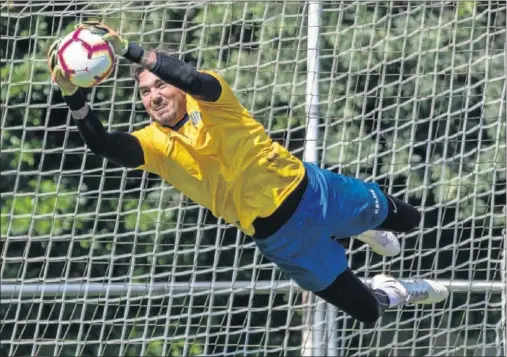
[{"x1": 1, "y1": 1, "x2": 506, "y2": 356}]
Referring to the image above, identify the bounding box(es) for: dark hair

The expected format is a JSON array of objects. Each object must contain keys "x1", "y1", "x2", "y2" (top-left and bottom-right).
[{"x1": 130, "y1": 47, "x2": 176, "y2": 82}]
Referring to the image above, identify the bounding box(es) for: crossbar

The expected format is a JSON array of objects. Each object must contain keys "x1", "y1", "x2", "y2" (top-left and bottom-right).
[{"x1": 1, "y1": 279, "x2": 504, "y2": 298}]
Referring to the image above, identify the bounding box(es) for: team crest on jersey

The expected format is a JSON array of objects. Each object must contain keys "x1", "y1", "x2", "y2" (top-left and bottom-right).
[{"x1": 189, "y1": 111, "x2": 202, "y2": 126}]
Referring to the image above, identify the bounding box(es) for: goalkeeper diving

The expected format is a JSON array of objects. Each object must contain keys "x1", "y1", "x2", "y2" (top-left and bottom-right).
[{"x1": 49, "y1": 22, "x2": 448, "y2": 324}]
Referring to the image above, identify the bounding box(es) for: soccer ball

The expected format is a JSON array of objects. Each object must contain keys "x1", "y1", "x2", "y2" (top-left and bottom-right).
[{"x1": 57, "y1": 27, "x2": 115, "y2": 88}]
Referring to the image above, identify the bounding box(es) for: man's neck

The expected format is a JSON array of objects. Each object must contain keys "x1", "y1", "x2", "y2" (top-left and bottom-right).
[{"x1": 162, "y1": 112, "x2": 188, "y2": 131}]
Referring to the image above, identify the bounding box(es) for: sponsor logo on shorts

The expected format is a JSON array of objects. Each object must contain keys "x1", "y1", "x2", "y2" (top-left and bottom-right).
[{"x1": 370, "y1": 189, "x2": 380, "y2": 215}]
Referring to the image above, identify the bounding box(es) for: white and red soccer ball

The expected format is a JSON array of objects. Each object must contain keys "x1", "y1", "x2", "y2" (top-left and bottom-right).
[{"x1": 57, "y1": 27, "x2": 115, "y2": 88}]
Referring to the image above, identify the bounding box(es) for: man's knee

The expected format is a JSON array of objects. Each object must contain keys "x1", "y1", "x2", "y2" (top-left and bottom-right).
[
  {"x1": 401, "y1": 202, "x2": 421, "y2": 231},
  {"x1": 351, "y1": 299, "x2": 382, "y2": 324},
  {"x1": 381, "y1": 195, "x2": 422, "y2": 233},
  {"x1": 322, "y1": 290, "x2": 382, "y2": 324}
]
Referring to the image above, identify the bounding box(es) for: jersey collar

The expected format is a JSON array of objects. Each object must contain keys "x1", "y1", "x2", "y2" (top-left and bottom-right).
[{"x1": 155, "y1": 113, "x2": 189, "y2": 132}]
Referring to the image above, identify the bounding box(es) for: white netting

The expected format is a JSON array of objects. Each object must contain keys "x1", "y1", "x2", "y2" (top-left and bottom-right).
[{"x1": 1, "y1": 1, "x2": 506, "y2": 356}]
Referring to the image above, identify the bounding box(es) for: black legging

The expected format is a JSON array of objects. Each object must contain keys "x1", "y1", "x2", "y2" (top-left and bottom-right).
[
  {"x1": 315, "y1": 268, "x2": 390, "y2": 324},
  {"x1": 315, "y1": 194, "x2": 421, "y2": 324},
  {"x1": 376, "y1": 194, "x2": 421, "y2": 233}
]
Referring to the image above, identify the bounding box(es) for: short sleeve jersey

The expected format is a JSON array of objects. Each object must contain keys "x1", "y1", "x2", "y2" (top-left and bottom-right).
[{"x1": 132, "y1": 71, "x2": 305, "y2": 236}]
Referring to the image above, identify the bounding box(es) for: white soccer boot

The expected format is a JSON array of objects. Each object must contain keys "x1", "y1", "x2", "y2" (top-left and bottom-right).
[
  {"x1": 371, "y1": 274, "x2": 449, "y2": 307},
  {"x1": 355, "y1": 230, "x2": 401, "y2": 257}
]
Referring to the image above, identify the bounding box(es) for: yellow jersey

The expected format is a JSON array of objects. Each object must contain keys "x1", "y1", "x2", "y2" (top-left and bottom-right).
[{"x1": 131, "y1": 71, "x2": 305, "y2": 236}]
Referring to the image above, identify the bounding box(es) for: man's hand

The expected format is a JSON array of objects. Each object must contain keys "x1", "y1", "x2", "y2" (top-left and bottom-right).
[
  {"x1": 76, "y1": 21, "x2": 128, "y2": 56},
  {"x1": 47, "y1": 38, "x2": 78, "y2": 96}
]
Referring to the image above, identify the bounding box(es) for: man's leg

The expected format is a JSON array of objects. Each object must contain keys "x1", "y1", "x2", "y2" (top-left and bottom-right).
[
  {"x1": 351, "y1": 194, "x2": 421, "y2": 256},
  {"x1": 253, "y1": 164, "x2": 448, "y2": 323},
  {"x1": 314, "y1": 268, "x2": 390, "y2": 324},
  {"x1": 376, "y1": 194, "x2": 422, "y2": 233},
  {"x1": 314, "y1": 268, "x2": 450, "y2": 324}
]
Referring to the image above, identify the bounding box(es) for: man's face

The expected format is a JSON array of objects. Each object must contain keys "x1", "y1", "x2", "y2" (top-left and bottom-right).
[{"x1": 138, "y1": 70, "x2": 187, "y2": 127}]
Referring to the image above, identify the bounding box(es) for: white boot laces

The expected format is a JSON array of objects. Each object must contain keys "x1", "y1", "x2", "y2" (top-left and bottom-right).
[{"x1": 404, "y1": 281, "x2": 430, "y2": 302}]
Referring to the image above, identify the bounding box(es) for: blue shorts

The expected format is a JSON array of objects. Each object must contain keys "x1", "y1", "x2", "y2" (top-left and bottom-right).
[{"x1": 252, "y1": 163, "x2": 389, "y2": 292}]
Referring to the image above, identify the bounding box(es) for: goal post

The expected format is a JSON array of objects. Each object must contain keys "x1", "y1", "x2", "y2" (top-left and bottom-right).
[{"x1": 1, "y1": 1, "x2": 506, "y2": 356}]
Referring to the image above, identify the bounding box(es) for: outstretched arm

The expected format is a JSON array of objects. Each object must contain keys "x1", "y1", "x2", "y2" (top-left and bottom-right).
[
  {"x1": 48, "y1": 36, "x2": 145, "y2": 169},
  {"x1": 77, "y1": 21, "x2": 222, "y2": 102},
  {"x1": 132, "y1": 48, "x2": 223, "y2": 102},
  {"x1": 64, "y1": 90, "x2": 145, "y2": 168}
]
